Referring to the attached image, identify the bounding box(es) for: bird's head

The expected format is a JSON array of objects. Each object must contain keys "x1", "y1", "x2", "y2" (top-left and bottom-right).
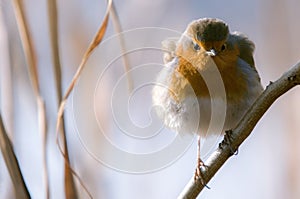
[
  {"x1": 174, "y1": 17, "x2": 242, "y2": 73},
  {"x1": 187, "y1": 18, "x2": 229, "y2": 56}
]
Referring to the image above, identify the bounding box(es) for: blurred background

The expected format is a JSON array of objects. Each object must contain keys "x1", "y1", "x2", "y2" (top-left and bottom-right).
[{"x1": 1, "y1": 0, "x2": 300, "y2": 198}]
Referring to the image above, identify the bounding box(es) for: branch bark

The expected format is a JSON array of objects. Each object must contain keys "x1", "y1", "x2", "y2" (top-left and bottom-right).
[{"x1": 178, "y1": 61, "x2": 300, "y2": 199}]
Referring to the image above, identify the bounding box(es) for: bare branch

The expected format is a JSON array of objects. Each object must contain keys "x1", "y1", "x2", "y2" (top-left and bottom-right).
[{"x1": 178, "y1": 61, "x2": 300, "y2": 199}]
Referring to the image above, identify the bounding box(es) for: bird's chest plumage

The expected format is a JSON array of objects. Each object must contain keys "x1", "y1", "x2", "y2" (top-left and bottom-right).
[
  {"x1": 152, "y1": 56, "x2": 262, "y2": 136},
  {"x1": 169, "y1": 54, "x2": 248, "y2": 102}
]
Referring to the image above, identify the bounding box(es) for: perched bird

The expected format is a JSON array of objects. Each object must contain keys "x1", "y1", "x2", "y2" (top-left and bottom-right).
[{"x1": 152, "y1": 18, "x2": 263, "y2": 182}]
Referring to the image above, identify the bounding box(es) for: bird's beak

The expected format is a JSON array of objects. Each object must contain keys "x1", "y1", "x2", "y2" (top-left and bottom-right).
[{"x1": 206, "y1": 49, "x2": 217, "y2": 57}]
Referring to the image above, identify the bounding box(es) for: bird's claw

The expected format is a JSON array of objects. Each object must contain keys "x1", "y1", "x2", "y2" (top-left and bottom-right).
[{"x1": 194, "y1": 158, "x2": 210, "y2": 189}]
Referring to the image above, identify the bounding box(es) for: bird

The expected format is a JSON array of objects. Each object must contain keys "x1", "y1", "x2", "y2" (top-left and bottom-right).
[{"x1": 152, "y1": 18, "x2": 263, "y2": 184}]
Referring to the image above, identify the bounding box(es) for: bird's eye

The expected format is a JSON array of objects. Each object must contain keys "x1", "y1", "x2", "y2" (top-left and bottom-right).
[
  {"x1": 193, "y1": 43, "x2": 200, "y2": 51},
  {"x1": 221, "y1": 44, "x2": 227, "y2": 51}
]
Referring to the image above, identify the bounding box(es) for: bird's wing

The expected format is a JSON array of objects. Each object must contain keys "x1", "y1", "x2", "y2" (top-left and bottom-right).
[
  {"x1": 230, "y1": 32, "x2": 262, "y2": 83},
  {"x1": 230, "y1": 32, "x2": 256, "y2": 69},
  {"x1": 161, "y1": 37, "x2": 179, "y2": 64}
]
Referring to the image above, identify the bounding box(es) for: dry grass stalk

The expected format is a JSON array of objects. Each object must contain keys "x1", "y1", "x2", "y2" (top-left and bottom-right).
[
  {"x1": 110, "y1": 1, "x2": 133, "y2": 91},
  {"x1": 0, "y1": 115, "x2": 30, "y2": 199},
  {"x1": 55, "y1": 0, "x2": 112, "y2": 198},
  {"x1": 11, "y1": 0, "x2": 49, "y2": 197},
  {"x1": 47, "y1": 0, "x2": 79, "y2": 198}
]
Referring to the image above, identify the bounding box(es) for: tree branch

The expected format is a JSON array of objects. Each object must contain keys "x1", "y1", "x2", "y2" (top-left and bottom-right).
[{"x1": 178, "y1": 61, "x2": 300, "y2": 199}]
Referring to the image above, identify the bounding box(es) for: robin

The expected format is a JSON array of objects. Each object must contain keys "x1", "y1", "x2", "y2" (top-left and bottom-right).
[{"x1": 152, "y1": 18, "x2": 263, "y2": 184}]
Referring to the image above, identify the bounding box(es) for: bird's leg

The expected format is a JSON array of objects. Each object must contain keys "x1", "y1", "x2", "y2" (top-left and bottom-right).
[{"x1": 194, "y1": 136, "x2": 209, "y2": 188}]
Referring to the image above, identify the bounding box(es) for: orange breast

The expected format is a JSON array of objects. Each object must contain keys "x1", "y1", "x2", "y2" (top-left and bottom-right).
[
  {"x1": 175, "y1": 58, "x2": 209, "y2": 97},
  {"x1": 213, "y1": 48, "x2": 248, "y2": 102},
  {"x1": 170, "y1": 47, "x2": 247, "y2": 103}
]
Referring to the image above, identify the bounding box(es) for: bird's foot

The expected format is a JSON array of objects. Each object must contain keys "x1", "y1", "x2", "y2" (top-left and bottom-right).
[
  {"x1": 194, "y1": 158, "x2": 210, "y2": 189},
  {"x1": 219, "y1": 130, "x2": 238, "y2": 155}
]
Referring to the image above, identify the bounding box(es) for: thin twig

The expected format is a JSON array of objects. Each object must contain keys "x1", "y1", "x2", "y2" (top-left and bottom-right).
[
  {"x1": 55, "y1": 0, "x2": 113, "y2": 198},
  {"x1": 178, "y1": 61, "x2": 300, "y2": 199},
  {"x1": 11, "y1": 0, "x2": 49, "y2": 198},
  {"x1": 47, "y1": 0, "x2": 79, "y2": 198},
  {"x1": 0, "y1": 114, "x2": 30, "y2": 199}
]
